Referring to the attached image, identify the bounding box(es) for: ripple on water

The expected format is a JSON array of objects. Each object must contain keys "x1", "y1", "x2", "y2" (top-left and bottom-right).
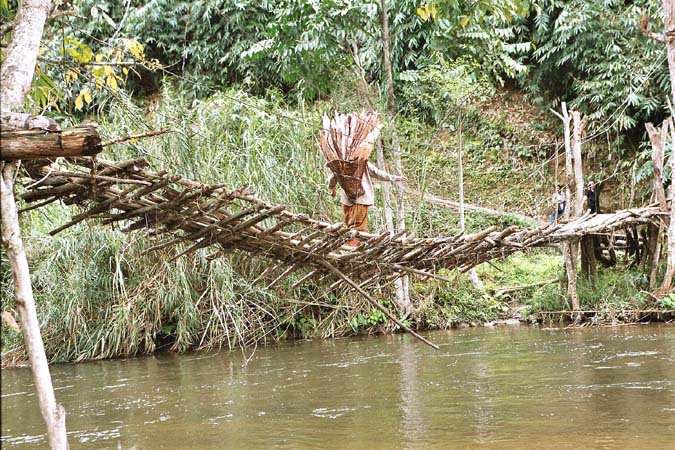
[
  {"x1": 0, "y1": 391, "x2": 29, "y2": 398},
  {"x1": 615, "y1": 351, "x2": 659, "y2": 357},
  {"x1": 72, "y1": 428, "x2": 121, "y2": 444},
  {"x1": 1, "y1": 434, "x2": 45, "y2": 446},
  {"x1": 564, "y1": 380, "x2": 671, "y2": 391},
  {"x1": 311, "y1": 405, "x2": 371, "y2": 419}
]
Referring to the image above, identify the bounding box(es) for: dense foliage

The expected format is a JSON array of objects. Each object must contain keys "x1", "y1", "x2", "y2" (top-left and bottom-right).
[{"x1": 526, "y1": 0, "x2": 669, "y2": 132}]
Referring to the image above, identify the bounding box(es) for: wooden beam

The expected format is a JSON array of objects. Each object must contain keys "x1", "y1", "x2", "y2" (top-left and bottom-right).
[{"x1": 1, "y1": 125, "x2": 101, "y2": 160}]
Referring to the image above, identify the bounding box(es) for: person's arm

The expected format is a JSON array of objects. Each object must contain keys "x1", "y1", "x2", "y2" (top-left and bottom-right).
[{"x1": 367, "y1": 162, "x2": 407, "y2": 183}]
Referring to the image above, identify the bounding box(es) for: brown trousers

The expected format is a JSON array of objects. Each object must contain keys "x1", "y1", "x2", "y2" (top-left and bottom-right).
[{"x1": 342, "y1": 204, "x2": 369, "y2": 232}]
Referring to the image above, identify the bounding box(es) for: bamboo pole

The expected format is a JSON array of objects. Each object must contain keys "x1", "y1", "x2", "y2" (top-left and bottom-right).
[{"x1": 318, "y1": 260, "x2": 438, "y2": 349}]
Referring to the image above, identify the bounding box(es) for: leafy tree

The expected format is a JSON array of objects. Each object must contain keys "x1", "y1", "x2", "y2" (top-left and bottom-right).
[
  {"x1": 398, "y1": 57, "x2": 493, "y2": 124},
  {"x1": 245, "y1": 0, "x2": 436, "y2": 100},
  {"x1": 243, "y1": 0, "x2": 378, "y2": 99},
  {"x1": 124, "y1": 0, "x2": 277, "y2": 96},
  {"x1": 417, "y1": 0, "x2": 534, "y2": 83},
  {"x1": 1, "y1": 0, "x2": 154, "y2": 116},
  {"x1": 526, "y1": 0, "x2": 669, "y2": 132}
]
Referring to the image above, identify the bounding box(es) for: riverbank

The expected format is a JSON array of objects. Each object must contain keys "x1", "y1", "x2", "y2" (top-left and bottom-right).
[{"x1": 3, "y1": 299, "x2": 673, "y2": 369}]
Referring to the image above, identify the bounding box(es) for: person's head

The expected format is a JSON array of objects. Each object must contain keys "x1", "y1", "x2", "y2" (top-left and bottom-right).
[
  {"x1": 556, "y1": 184, "x2": 562, "y2": 191},
  {"x1": 588, "y1": 180, "x2": 595, "y2": 190}
]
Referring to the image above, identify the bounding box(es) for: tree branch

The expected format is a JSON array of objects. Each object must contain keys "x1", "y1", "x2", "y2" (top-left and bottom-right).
[
  {"x1": 640, "y1": 15, "x2": 666, "y2": 43},
  {"x1": 101, "y1": 128, "x2": 175, "y2": 147},
  {"x1": 38, "y1": 57, "x2": 138, "y2": 67},
  {"x1": 0, "y1": 4, "x2": 75, "y2": 40}
]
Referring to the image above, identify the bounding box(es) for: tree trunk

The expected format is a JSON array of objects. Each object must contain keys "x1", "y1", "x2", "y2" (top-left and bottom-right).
[
  {"x1": 571, "y1": 111, "x2": 585, "y2": 215},
  {"x1": 646, "y1": 120, "x2": 674, "y2": 292},
  {"x1": 650, "y1": 225, "x2": 664, "y2": 289},
  {"x1": 1, "y1": 0, "x2": 69, "y2": 448},
  {"x1": 1, "y1": 164, "x2": 69, "y2": 450},
  {"x1": 663, "y1": 0, "x2": 675, "y2": 107},
  {"x1": 551, "y1": 103, "x2": 572, "y2": 219},
  {"x1": 1, "y1": 125, "x2": 101, "y2": 160},
  {"x1": 658, "y1": 0, "x2": 675, "y2": 293},
  {"x1": 645, "y1": 122, "x2": 669, "y2": 211},
  {"x1": 376, "y1": 140, "x2": 395, "y2": 231},
  {"x1": 552, "y1": 104, "x2": 579, "y2": 308},
  {"x1": 457, "y1": 113, "x2": 483, "y2": 289},
  {"x1": 380, "y1": 0, "x2": 396, "y2": 115},
  {"x1": 0, "y1": 0, "x2": 50, "y2": 108},
  {"x1": 661, "y1": 120, "x2": 675, "y2": 292},
  {"x1": 661, "y1": 201, "x2": 675, "y2": 292},
  {"x1": 380, "y1": 0, "x2": 411, "y2": 317}
]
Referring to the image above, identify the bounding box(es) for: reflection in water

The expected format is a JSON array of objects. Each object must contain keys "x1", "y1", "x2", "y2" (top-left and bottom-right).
[
  {"x1": 472, "y1": 356, "x2": 493, "y2": 444},
  {"x1": 398, "y1": 337, "x2": 426, "y2": 449},
  {"x1": 1, "y1": 324, "x2": 674, "y2": 449}
]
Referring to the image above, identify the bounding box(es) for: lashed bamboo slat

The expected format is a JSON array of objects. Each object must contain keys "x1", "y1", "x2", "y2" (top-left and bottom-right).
[{"x1": 19, "y1": 157, "x2": 668, "y2": 293}]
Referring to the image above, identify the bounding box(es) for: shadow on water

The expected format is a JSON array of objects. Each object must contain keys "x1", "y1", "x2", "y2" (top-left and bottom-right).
[{"x1": 2, "y1": 324, "x2": 674, "y2": 449}]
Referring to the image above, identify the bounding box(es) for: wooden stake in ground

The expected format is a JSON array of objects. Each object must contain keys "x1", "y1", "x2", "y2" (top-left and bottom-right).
[
  {"x1": 0, "y1": 0, "x2": 69, "y2": 448},
  {"x1": 580, "y1": 235, "x2": 597, "y2": 282},
  {"x1": 562, "y1": 241, "x2": 580, "y2": 314},
  {"x1": 457, "y1": 112, "x2": 483, "y2": 289}
]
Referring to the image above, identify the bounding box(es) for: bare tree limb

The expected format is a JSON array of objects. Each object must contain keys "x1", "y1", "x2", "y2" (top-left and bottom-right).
[
  {"x1": 101, "y1": 128, "x2": 175, "y2": 147},
  {"x1": 640, "y1": 16, "x2": 667, "y2": 43}
]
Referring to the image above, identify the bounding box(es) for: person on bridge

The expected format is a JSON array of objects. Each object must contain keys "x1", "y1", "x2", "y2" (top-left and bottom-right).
[
  {"x1": 329, "y1": 163, "x2": 407, "y2": 247},
  {"x1": 585, "y1": 180, "x2": 601, "y2": 214},
  {"x1": 549, "y1": 184, "x2": 566, "y2": 224}
]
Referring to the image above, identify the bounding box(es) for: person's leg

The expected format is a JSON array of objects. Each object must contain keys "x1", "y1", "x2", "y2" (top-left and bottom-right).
[{"x1": 342, "y1": 204, "x2": 368, "y2": 247}]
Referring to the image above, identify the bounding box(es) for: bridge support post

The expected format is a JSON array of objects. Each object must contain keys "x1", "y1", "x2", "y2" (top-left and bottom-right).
[
  {"x1": 638, "y1": 223, "x2": 664, "y2": 290},
  {"x1": 563, "y1": 240, "x2": 580, "y2": 319},
  {"x1": 580, "y1": 235, "x2": 597, "y2": 282}
]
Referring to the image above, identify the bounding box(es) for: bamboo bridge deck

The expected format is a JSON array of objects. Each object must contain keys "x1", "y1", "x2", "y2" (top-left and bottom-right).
[{"x1": 20, "y1": 157, "x2": 667, "y2": 293}]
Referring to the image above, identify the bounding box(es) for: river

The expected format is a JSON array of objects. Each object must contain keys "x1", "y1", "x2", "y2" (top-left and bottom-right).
[{"x1": 2, "y1": 324, "x2": 674, "y2": 449}]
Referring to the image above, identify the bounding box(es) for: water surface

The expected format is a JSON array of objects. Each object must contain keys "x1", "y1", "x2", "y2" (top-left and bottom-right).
[{"x1": 2, "y1": 324, "x2": 674, "y2": 449}]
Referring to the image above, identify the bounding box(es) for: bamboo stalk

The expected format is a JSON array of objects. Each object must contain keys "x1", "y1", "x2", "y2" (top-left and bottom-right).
[{"x1": 318, "y1": 260, "x2": 438, "y2": 349}]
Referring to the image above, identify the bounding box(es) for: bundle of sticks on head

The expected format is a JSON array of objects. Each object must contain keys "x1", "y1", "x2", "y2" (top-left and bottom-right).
[
  {"x1": 318, "y1": 111, "x2": 383, "y2": 201},
  {"x1": 318, "y1": 110, "x2": 383, "y2": 163}
]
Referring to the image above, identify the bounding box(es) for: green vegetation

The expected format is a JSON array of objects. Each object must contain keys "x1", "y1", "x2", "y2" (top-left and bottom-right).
[{"x1": 1, "y1": 0, "x2": 673, "y2": 365}]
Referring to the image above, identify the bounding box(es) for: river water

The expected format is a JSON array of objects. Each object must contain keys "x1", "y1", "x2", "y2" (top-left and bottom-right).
[{"x1": 2, "y1": 324, "x2": 674, "y2": 449}]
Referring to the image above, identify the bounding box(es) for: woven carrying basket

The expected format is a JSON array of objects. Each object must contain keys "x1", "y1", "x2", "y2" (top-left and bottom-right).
[{"x1": 327, "y1": 159, "x2": 367, "y2": 202}]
